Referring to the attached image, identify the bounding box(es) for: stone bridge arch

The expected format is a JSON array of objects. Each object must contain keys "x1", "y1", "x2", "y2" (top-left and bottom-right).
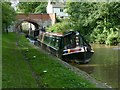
[
  {"x1": 9, "y1": 13, "x2": 56, "y2": 32},
  {"x1": 15, "y1": 19, "x2": 40, "y2": 31},
  {"x1": 14, "y1": 13, "x2": 56, "y2": 32}
]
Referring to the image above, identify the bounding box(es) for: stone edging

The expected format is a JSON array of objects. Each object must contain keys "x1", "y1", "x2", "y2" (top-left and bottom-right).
[{"x1": 56, "y1": 58, "x2": 115, "y2": 89}]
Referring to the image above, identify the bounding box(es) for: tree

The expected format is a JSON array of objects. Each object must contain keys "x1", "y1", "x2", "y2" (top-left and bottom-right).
[
  {"x1": 89, "y1": 2, "x2": 120, "y2": 45},
  {"x1": 34, "y1": 3, "x2": 47, "y2": 13},
  {"x1": 66, "y1": 2, "x2": 96, "y2": 34},
  {"x1": 66, "y1": 2, "x2": 120, "y2": 45},
  {"x1": 16, "y1": 2, "x2": 47, "y2": 14},
  {"x1": 2, "y1": 2, "x2": 16, "y2": 33}
]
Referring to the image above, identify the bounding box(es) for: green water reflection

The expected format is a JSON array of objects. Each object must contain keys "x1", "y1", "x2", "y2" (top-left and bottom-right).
[{"x1": 71, "y1": 44, "x2": 119, "y2": 88}]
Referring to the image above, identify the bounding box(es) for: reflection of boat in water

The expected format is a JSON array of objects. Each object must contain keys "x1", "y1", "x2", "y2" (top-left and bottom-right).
[
  {"x1": 113, "y1": 47, "x2": 120, "y2": 50},
  {"x1": 36, "y1": 30, "x2": 94, "y2": 63}
]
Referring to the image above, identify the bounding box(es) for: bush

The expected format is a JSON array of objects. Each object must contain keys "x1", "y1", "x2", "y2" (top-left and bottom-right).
[
  {"x1": 105, "y1": 28, "x2": 119, "y2": 45},
  {"x1": 46, "y1": 21, "x2": 72, "y2": 33}
]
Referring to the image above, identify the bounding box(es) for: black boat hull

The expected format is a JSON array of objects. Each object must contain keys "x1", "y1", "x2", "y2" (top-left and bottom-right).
[{"x1": 62, "y1": 51, "x2": 94, "y2": 63}]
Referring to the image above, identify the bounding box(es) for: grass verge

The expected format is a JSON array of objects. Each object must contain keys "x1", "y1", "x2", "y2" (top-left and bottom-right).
[
  {"x1": 2, "y1": 32, "x2": 96, "y2": 88},
  {"x1": 2, "y1": 33, "x2": 38, "y2": 88}
]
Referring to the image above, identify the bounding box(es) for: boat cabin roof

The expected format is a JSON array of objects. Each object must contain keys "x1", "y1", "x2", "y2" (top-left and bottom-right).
[
  {"x1": 41, "y1": 31, "x2": 77, "y2": 37},
  {"x1": 45, "y1": 32, "x2": 63, "y2": 37}
]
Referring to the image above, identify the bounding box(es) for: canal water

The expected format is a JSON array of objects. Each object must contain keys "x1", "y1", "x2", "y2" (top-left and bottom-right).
[{"x1": 70, "y1": 44, "x2": 119, "y2": 88}]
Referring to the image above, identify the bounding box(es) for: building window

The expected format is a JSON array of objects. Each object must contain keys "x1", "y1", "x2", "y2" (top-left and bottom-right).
[
  {"x1": 60, "y1": 8, "x2": 63, "y2": 12},
  {"x1": 51, "y1": 2, "x2": 56, "y2": 4}
]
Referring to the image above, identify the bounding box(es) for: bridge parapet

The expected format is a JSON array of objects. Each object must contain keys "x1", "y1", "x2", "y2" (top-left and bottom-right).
[
  {"x1": 16, "y1": 13, "x2": 56, "y2": 27},
  {"x1": 8, "y1": 13, "x2": 56, "y2": 32}
]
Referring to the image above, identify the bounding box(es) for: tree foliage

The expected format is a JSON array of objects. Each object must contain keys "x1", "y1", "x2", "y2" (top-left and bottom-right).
[
  {"x1": 2, "y1": 2, "x2": 16, "y2": 32},
  {"x1": 46, "y1": 19, "x2": 72, "y2": 33},
  {"x1": 66, "y1": 2, "x2": 120, "y2": 45},
  {"x1": 17, "y1": 2, "x2": 47, "y2": 14}
]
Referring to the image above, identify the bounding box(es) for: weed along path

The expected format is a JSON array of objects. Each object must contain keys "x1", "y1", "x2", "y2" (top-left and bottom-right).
[
  {"x1": 2, "y1": 32, "x2": 113, "y2": 89},
  {"x1": 20, "y1": 45, "x2": 42, "y2": 88},
  {"x1": 15, "y1": 32, "x2": 41, "y2": 88}
]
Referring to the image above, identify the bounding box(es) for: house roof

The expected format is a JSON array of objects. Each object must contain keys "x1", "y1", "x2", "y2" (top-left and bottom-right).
[{"x1": 51, "y1": 2, "x2": 66, "y2": 8}]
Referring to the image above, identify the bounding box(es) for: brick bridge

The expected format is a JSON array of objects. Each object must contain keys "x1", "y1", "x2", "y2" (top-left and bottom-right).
[{"x1": 14, "y1": 13, "x2": 56, "y2": 31}]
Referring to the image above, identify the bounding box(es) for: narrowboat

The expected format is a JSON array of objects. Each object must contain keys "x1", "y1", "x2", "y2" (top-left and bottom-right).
[{"x1": 37, "y1": 30, "x2": 94, "y2": 63}]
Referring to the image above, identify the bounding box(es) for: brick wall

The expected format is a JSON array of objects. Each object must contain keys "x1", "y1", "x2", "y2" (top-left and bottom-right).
[{"x1": 16, "y1": 13, "x2": 56, "y2": 24}]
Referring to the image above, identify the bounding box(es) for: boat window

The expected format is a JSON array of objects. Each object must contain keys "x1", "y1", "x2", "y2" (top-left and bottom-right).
[
  {"x1": 64, "y1": 34, "x2": 76, "y2": 49},
  {"x1": 50, "y1": 36, "x2": 56, "y2": 47},
  {"x1": 39, "y1": 33, "x2": 43, "y2": 41},
  {"x1": 49, "y1": 36, "x2": 53, "y2": 45},
  {"x1": 44, "y1": 35, "x2": 50, "y2": 44},
  {"x1": 55, "y1": 38, "x2": 60, "y2": 49},
  {"x1": 60, "y1": 38, "x2": 64, "y2": 49}
]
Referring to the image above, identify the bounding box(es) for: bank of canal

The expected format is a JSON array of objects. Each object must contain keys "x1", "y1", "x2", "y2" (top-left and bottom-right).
[
  {"x1": 69, "y1": 44, "x2": 119, "y2": 88},
  {"x1": 3, "y1": 33, "x2": 97, "y2": 88}
]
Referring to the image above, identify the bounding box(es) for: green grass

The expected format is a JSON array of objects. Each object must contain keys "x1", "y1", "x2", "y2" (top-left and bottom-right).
[
  {"x1": 0, "y1": 34, "x2": 2, "y2": 89},
  {"x1": 2, "y1": 33, "x2": 38, "y2": 88},
  {"x1": 2, "y1": 32, "x2": 96, "y2": 88}
]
